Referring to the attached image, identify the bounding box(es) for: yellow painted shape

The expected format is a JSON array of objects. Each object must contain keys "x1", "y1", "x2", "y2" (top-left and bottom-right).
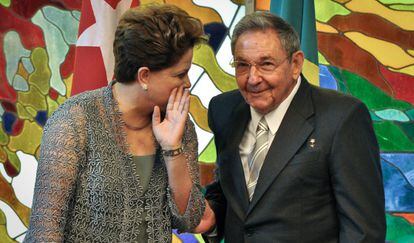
[
  {"x1": 26, "y1": 106, "x2": 38, "y2": 118},
  {"x1": 63, "y1": 73, "x2": 73, "y2": 99},
  {"x1": 408, "y1": 49, "x2": 414, "y2": 57},
  {"x1": 189, "y1": 95, "x2": 210, "y2": 133},
  {"x1": 302, "y1": 59, "x2": 320, "y2": 86},
  {"x1": 0, "y1": 173, "x2": 30, "y2": 227},
  {"x1": 345, "y1": 32, "x2": 414, "y2": 69},
  {"x1": 0, "y1": 210, "x2": 16, "y2": 243},
  {"x1": 140, "y1": 0, "x2": 163, "y2": 4},
  {"x1": 0, "y1": 147, "x2": 7, "y2": 162},
  {"x1": 0, "y1": 126, "x2": 8, "y2": 145},
  {"x1": 316, "y1": 21, "x2": 338, "y2": 34},
  {"x1": 46, "y1": 96, "x2": 60, "y2": 118},
  {"x1": 17, "y1": 62, "x2": 29, "y2": 80},
  {"x1": 315, "y1": 0, "x2": 350, "y2": 22},
  {"x1": 16, "y1": 103, "x2": 34, "y2": 121},
  {"x1": 318, "y1": 51, "x2": 330, "y2": 65},
  {"x1": 346, "y1": 0, "x2": 414, "y2": 30},
  {"x1": 8, "y1": 120, "x2": 43, "y2": 155},
  {"x1": 256, "y1": 0, "x2": 270, "y2": 10},
  {"x1": 166, "y1": 0, "x2": 222, "y2": 24},
  {"x1": 193, "y1": 44, "x2": 238, "y2": 92},
  {"x1": 171, "y1": 233, "x2": 182, "y2": 243},
  {"x1": 232, "y1": 0, "x2": 244, "y2": 5},
  {"x1": 390, "y1": 65, "x2": 414, "y2": 76},
  {"x1": 333, "y1": 0, "x2": 350, "y2": 3},
  {"x1": 57, "y1": 95, "x2": 67, "y2": 105},
  {"x1": 28, "y1": 47, "x2": 51, "y2": 95},
  {"x1": 17, "y1": 85, "x2": 47, "y2": 111}
]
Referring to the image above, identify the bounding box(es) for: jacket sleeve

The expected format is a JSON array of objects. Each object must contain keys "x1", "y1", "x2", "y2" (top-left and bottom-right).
[
  {"x1": 24, "y1": 105, "x2": 85, "y2": 242},
  {"x1": 329, "y1": 102, "x2": 386, "y2": 243},
  {"x1": 202, "y1": 97, "x2": 227, "y2": 241},
  {"x1": 168, "y1": 119, "x2": 206, "y2": 232}
]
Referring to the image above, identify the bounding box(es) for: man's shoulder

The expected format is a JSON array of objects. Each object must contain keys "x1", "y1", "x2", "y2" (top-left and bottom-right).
[
  {"x1": 309, "y1": 84, "x2": 364, "y2": 109},
  {"x1": 210, "y1": 89, "x2": 243, "y2": 106}
]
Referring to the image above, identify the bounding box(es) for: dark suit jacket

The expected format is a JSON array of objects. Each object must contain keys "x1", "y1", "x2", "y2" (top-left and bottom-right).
[{"x1": 205, "y1": 78, "x2": 386, "y2": 243}]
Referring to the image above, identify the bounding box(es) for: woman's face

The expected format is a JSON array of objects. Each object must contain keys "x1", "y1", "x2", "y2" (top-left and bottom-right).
[{"x1": 146, "y1": 48, "x2": 193, "y2": 111}]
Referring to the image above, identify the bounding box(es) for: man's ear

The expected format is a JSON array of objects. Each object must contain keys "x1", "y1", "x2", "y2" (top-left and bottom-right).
[
  {"x1": 137, "y1": 67, "x2": 150, "y2": 90},
  {"x1": 291, "y1": 51, "x2": 304, "y2": 80}
]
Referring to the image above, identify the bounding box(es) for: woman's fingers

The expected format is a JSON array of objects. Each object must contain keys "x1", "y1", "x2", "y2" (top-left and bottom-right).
[
  {"x1": 178, "y1": 89, "x2": 189, "y2": 113},
  {"x1": 183, "y1": 93, "x2": 190, "y2": 114},
  {"x1": 173, "y1": 85, "x2": 184, "y2": 111},
  {"x1": 166, "y1": 88, "x2": 178, "y2": 113},
  {"x1": 152, "y1": 105, "x2": 161, "y2": 126}
]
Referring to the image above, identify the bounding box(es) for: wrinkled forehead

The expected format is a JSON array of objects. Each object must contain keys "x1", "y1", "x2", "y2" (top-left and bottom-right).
[{"x1": 234, "y1": 30, "x2": 286, "y2": 61}]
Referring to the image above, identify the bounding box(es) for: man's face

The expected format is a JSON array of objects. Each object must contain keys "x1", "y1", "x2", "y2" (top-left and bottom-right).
[{"x1": 233, "y1": 29, "x2": 303, "y2": 114}]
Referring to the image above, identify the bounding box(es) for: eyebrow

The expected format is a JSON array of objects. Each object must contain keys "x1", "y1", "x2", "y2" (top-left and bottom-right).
[
  {"x1": 236, "y1": 55, "x2": 276, "y2": 62},
  {"x1": 172, "y1": 68, "x2": 190, "y2": 77}
]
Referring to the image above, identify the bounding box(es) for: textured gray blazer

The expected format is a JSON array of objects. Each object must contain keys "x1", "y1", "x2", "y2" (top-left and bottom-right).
[{"x1": 25, "y1": 82, "x2": 205, "y2": 242}]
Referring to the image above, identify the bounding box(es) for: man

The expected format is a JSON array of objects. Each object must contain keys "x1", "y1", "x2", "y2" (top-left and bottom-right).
[{"x1": 204, "y1": 11, "x2": 386, "y2": 243}]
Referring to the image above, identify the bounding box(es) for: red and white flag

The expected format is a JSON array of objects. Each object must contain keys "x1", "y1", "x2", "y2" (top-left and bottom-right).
[{"x1": 72, "y1": 0, "x2": 139, "y2": 95}]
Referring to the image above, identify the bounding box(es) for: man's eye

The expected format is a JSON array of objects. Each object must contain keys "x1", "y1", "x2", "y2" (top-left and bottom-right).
[
  {"x1": 261, "y1": 62, "x2": 275, "y2": 67},
  {"x1": 237, "y1": 62, "x2": 249, "y2": 68},
  {"x1": 260, "y1": 62, "x2": 276, "y2": 70}
]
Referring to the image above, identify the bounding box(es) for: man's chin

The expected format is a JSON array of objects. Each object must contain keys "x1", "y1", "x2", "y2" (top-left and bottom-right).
[{"x1": 248, "y1": 102, "x2": 271, "y2": 114}]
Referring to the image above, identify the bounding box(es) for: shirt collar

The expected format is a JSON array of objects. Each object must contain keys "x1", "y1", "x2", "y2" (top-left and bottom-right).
[{"x1": 250, "y1": 76, "x2": 301, "y2": 135}]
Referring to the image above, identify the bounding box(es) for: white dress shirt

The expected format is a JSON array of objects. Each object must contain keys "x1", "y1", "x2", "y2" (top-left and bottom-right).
[{"x1": 239, "y1": 76, "x2": 302, "y2": 185}]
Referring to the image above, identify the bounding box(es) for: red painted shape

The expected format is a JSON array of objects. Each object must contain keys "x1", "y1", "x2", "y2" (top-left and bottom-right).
[
  {"x1": 1, "y1": 101, "x2": 17, "y2": 112},
  {"x1": 11, "y1": 118, "x2": 24, "y2": 136},
  {"x1": 72, "y1": 47, "x2": 108, "y2": 95},
  {"x1": 0, "y1": 80, "x2": 17, "y2": 103},
  {"x1": 393, "y1": 213, "x2": 414, "y2": 225},
  {"x1": 60, "y1": 45, "x2": 76, "y2": 79},
  {"x1": 379, "y1": 65, "x2": 414, "y2": 105},
  {"x1": 10, "y1": 0, "x2": 80, "y2": 18},
  {"x1": 49, "y1": 88, "x2": 59, "y2": 100},
  {"x1": 105, "y1": 0, "x2": 123, "y2": 9},
  {"x1": 77, "y1": 0, "x2": 96, "y2": 37},
  {"x1": 4, "y1": 159, "x2": 19, "y2": 178}
]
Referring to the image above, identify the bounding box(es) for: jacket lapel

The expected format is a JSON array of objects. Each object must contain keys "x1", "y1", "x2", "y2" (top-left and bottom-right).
[
  {"x1": 247, "y1": 78, "x2": 315, "y2": 214},
  {"x1": 219, "y1": 99, "x2": 251, "y2": 220}
]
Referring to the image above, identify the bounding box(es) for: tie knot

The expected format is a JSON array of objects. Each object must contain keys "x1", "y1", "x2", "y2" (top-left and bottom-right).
[{"x1": 257, "y1": 117, "x2": 269, "y2": 132}]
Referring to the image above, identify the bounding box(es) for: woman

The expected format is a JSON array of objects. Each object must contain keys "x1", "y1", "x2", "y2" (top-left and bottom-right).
[{"x1": 25, "y1": 4, "x2": 214, "y2": 242}]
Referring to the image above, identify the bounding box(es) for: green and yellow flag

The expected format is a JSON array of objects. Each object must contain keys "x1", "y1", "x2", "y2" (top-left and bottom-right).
[{"x1": 270, "y1": 0, "x2": 319, "y2": 86}]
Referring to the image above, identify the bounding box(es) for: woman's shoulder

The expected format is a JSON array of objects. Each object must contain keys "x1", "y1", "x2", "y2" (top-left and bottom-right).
[{"x1": 47, "y1": 86, "x2": 107, "y2": 126}]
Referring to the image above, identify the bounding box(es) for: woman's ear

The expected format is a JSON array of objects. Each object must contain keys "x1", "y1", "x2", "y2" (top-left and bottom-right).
[{"x1": 137, "y1": 67, "x2": 150, "y2": 91}]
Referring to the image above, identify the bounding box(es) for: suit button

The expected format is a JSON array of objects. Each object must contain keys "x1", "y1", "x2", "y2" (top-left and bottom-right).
[{"x1": 245, "y1": 228, "x2": 254, "y2": 237}]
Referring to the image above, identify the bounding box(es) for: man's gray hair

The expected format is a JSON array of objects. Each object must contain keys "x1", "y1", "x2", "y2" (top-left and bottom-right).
[{"x1": 231, "y1": 11, "x2": 300, "y2": 59}]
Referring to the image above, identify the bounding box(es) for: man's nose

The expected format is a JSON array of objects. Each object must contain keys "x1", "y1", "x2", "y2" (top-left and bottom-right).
[{"x1": 247, "y1": 65, "x2": 262, "y2": 85}]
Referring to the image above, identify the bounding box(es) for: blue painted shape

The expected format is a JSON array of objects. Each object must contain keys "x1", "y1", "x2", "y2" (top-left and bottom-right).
[
  {"x1": 381, "y1": 156, "x2": 414, "y2": 212},
  {"x1": 381, "y1": 153, "x2": 414, "y2": 187},
  {"x1": 370, "y1": 111, "x2": 382, "y2": 122},
  {"x1": 375, "y1": 109, "x2": 410, "y2": 122},
  {"x1": 2, "y1": 112, "x2": 16, "y2": 134},
  {"x1": 172, "y1": 229, "x2": 198, "y2": 242},
  {"x1": 319, "y1": 65, "x2": 337, "y2": 90},
  {"x1": 204, "y1": 22, "x2": 228, "y2": 53},
  {"x1": 13, "y1": 74, "x2": 29, "y2": 91},
  {"x1": 406, "y1": 109, "x2": 414, "y2": 120},
  {"x1": 35, "y1": 110, "x2": 48, "y2": 127}
]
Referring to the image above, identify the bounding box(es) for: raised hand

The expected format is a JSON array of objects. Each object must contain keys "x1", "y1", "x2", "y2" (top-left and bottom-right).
[{"x1": 152, "y1": 86, "x2": 190, "y2": 149}]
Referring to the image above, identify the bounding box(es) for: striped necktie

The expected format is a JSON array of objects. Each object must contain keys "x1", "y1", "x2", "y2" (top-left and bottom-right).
[{"x1": 247, "y1": 117, "x2": 270, "y2": 201}]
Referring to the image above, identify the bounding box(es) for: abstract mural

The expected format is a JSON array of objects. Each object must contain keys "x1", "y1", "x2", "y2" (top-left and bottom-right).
[{"x1": 0, "y1": 0, "x2": 413, "y2": 242}]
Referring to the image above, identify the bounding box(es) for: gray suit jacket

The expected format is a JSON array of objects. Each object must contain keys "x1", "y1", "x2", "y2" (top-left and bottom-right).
[{"x1": 205, "y1": 77, "x2": 386, "y2": 243}]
